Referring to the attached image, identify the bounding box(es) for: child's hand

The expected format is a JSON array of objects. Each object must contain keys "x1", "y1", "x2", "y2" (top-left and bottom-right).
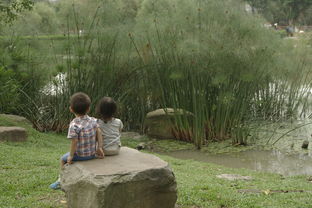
[
  {"x1": 67, "y1": 155, "x2": 73, "y2": 164},
  {"x1": 97, "y1": 148, "x2": 105, "y2": 159}
]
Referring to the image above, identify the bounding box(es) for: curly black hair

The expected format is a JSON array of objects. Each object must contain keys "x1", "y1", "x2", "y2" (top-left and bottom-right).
[{"x1": 70, "y1": 92, "x2": 91, "y2": 115}]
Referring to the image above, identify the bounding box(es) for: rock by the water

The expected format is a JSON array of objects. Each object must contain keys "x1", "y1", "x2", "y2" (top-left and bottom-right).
[
  {"x1": 0, "y1": 127, "x2": 27, "y2": 142},
  {"x1": 144, "y1": 108, "x2": 193, "y2": 139},
  {"x1": 217, "y1": 174, "x2": 252, "y2": 181},
  {"x1": 136, "y1": 142, "x2": 146, "y2": 150},
  {"x1": 136, "y1": 142, "x2": 154, "y2": 151},
  {"x1": 61, "y1": 147, "x2": 177, "y2": 208},
  {"x1": 302, "y1": 140, "x2": 309, "y2": 149},
  {"x1": 146, "y1": 108, "x2": 192, "y2": 118}
]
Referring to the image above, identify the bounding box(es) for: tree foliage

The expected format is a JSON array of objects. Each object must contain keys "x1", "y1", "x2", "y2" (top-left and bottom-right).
[
  {"x1": 246, "y1": 0, "x2": 312, "y2": 24},
  {"x1": 0, "y1": 0, "x2": 33, "y2": 23}
]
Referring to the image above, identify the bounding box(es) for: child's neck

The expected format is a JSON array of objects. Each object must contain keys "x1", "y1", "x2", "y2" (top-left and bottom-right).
[
  {"x1": 75, "y1": 114, "x2": 87, "y2": 118},
  {"x1": 103, "y1": 117, "x2": 113, "y2": 122}
]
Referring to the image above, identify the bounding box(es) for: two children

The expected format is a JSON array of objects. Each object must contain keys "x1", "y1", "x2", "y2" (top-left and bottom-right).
[{"x1": 50, "y1": 93, "x2": 122, "y2": 189}]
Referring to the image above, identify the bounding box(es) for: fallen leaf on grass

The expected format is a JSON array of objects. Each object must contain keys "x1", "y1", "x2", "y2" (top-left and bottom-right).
[{"x1": 60, "y1": 200, "x2": 67, "y2": 204}]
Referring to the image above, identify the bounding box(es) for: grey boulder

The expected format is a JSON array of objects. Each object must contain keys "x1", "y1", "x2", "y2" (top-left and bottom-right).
[
  {"x1": 144, "y1": 108, "x2": 193, "y2": 139},
  {"x1": 0, "y1": 126, "x2": 27, "y2": 142}
]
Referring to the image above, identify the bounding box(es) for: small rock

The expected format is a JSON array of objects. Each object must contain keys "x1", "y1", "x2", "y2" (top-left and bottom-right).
[
  {"x1": 302, "y1": 140, "x2": 309, "y2": 149},
  {"x1": 216, "y1": 174, "x2": 252, "y2": 181},
  {"x1": 136, "y1": 142, "x2": 146, "y2": 150},
  {"x1": 0, "y1": 127, "x2": 27, "y2": 142}
]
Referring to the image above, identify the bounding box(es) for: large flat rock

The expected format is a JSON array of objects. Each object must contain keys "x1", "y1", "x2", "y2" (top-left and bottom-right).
[
  {"x1": 61, "y1": 147, "x2": 177, "y2": 208},
  {"x1": 0, "y1": 127, "x2": 27, "y2": 142}
]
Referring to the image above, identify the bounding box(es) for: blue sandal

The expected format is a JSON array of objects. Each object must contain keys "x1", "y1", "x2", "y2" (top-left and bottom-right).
[{"x1": 49, "y1": 181, "x2": 61, "y2": 190}]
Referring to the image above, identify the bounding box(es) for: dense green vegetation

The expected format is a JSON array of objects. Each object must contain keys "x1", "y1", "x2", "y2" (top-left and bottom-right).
[
  {"x1": 246, "y1": 0, "x2": 312, "y2": 25},
  {"x1": 1, "y1": 115, "x2": 312, "y2": 208},
  {"x1": 2, "y1": 1, "x2": 312, "y2": 207},
  {"x1": 1, "y1": 0, "x2": 312, "y2": 147}
]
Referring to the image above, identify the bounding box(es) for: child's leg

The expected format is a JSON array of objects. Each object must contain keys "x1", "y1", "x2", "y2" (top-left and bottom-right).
[
  {"x1": 50, "y1": 152, "x2": 97, "y2": 190},
  {"x1": 50, "y1": 152, "x2": 69, "y2": 190},
  {"x1": 62, "y1": 152, "x2": 96, "y2": 164},
  {"x1": 60, "y1": 152, "x2": 70, "y2": 169},
  {"x1": 72, "y1": 154, "x2": 96, "y2": 161}
]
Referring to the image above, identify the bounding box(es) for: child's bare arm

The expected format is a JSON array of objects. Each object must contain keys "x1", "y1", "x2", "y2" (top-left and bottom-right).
[
  {"x1": 68, "y1": 138, "x2": 78, "y2": 164},
  {"x1": 96, "y1": 128, "x2": 104, "y2": 158},
  {"x1": 119, "y1": 120, "x2": 123, "y2": 132}
]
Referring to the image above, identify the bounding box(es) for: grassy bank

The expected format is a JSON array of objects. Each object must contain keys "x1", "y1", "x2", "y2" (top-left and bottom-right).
[
  {"x1": 1, "y1": 115, "x2": 312, "y2": 208},
  {"x1": 122, "y1": 135, "x2": 253, "y2": 154}
]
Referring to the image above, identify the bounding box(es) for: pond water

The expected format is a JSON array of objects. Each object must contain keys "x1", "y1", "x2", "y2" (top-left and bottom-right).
[
  {"x1": 160, "y1": 120, "x2": 312, "y2": 176},
  {"x1": 164, "y1": 149, "x2": 312, "y2": 176}
]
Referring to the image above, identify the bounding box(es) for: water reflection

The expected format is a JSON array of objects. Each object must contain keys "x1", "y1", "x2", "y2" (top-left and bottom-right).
[{"x1": 164, "y1": 150, "x2": 312, "y2": 176}]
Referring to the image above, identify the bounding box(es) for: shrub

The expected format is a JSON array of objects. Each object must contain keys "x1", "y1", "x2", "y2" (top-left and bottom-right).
[{"x1": 0, "y1": 67, "x2": 20, "y2": 113}]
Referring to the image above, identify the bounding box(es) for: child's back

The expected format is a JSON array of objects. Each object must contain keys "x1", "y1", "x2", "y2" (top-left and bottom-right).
[
  {"x1": 98, "y1": 118, "x2": 123, "y2": 148},
  {"x1": 68, "y1": 115, "x2": 98, "y2": 157}
]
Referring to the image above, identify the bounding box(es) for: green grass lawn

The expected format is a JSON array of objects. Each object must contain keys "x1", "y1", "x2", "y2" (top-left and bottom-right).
[{"x1": 1, "y1": 115, "x2": 312, "y2": 208}]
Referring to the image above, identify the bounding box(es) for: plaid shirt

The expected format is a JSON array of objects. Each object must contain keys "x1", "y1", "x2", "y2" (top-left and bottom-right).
[{"x1": 67, "y1": 115, "x2": 98, "y2": 157}]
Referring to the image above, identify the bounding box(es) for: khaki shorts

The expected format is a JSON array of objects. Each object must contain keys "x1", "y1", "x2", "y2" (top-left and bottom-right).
[{"x1": 104, "y1": 144, "x2": 120, "y2": 156}]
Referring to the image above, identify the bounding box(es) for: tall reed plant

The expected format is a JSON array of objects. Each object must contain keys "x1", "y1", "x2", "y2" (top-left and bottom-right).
[{"x1": 4, "y1": 0, "x2": 312, "y2": 148}]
